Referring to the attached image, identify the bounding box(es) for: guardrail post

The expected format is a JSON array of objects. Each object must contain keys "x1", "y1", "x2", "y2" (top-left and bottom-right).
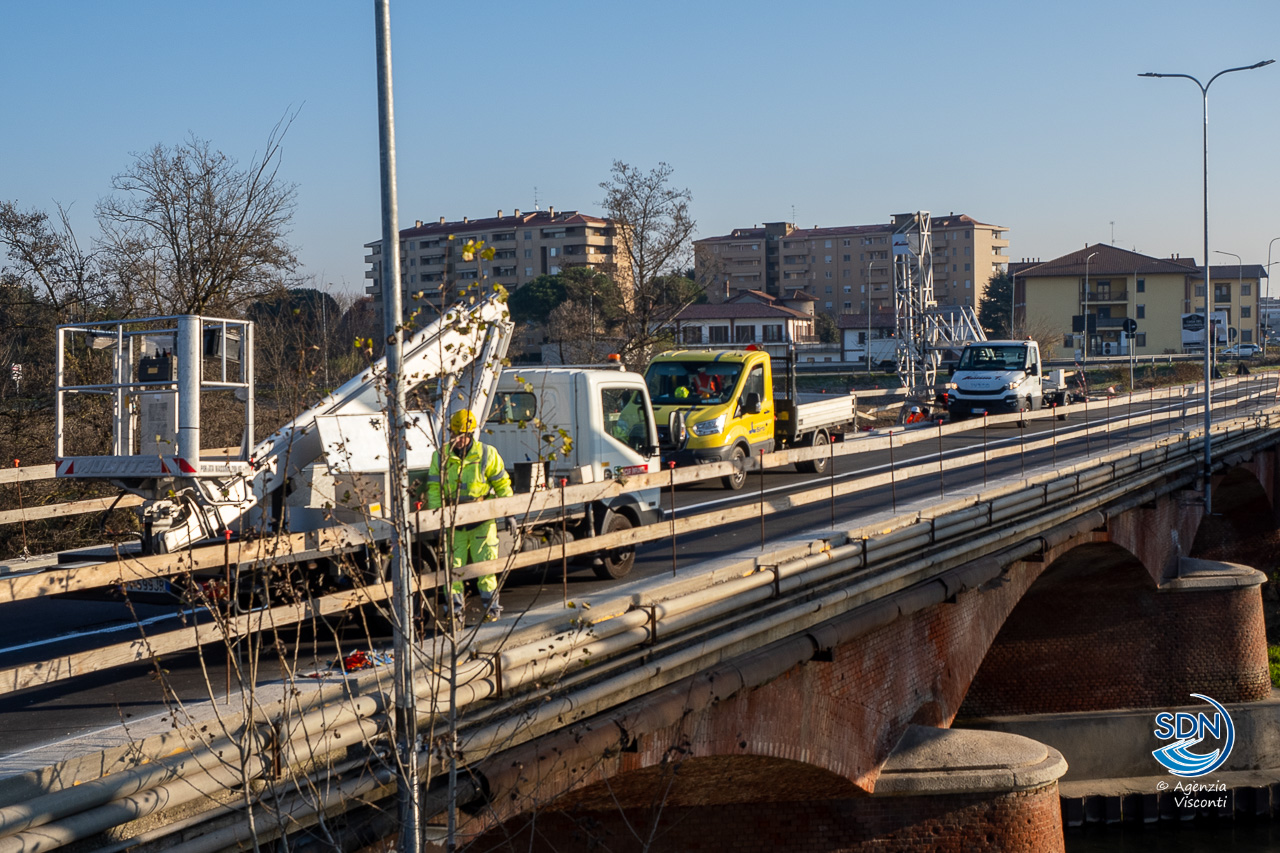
[
  {"x1": 758, "y1": 449, "x2": 766, "y2": 549},
  {"x1": 982, "y1": 413, "x2": 988, "y2": 487},
  {"x1": 1084, "y1": 394, "x2": 1091, "y2": 454},
  {"x1": 668, "y1": 462, "x2": 678, "y2": 577},
  {"x1": 1105, "y1": 395, "x2": 1111, "y2": 452},
  {"x1": 1051, "y1": 405, "x2": 1057, "y2": 466},
  {"x1": 888, "y1": 430, "x2": 898, "y2": 512},
  {"x1": 1019, "y1": 416, "x2": 1026, "y2": 477},
  {"x1": 828, "y1": 437, "x2": 836, "y2": 528},
  {"x1": 936, "y1": 418, "x2": 945, "y2": 499}
]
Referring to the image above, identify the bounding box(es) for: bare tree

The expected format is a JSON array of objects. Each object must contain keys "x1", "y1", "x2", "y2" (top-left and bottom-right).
[
  {"x1": 598, "y1": 161, "x2": 699, "y2": 363},
  {"x1": 96, "y1": 118, "x2": 299, "y2": 316},
  {"x1": 0, "y1": 200, "x2": 105, "y2": 320}
]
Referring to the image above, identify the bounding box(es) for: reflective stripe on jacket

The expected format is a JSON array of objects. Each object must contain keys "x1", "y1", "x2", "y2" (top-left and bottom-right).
[{"x1": 426, "y1": 441, "x2": 513, "y2": 510}]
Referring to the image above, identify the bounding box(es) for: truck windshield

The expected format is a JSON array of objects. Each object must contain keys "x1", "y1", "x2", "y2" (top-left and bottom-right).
[
  {"x1": 955, "y1": 345, "x2": 1030, "y2": 371},
  {"x1": 645, "y1": 361, "x2": 742, "y2": 406}
]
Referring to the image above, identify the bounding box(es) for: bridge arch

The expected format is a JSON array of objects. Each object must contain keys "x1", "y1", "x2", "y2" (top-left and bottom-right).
[{"x1": 959, "y1": 536, "x2": 1269, "y2": 719}]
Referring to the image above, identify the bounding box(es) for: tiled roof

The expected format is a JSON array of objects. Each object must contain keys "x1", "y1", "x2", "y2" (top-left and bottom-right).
[
  {"x1": 1188, "y1": 264, "x2": 1269, "y2": 281},
  {"x1": 674, "y1": 303, "x2": 811, "y2": 321},
  {"x1": 836, "y1": 312, "x2": 896, "y2": 329},
  {"x1": 696, "y1": 213, "x2": 1001, "y2": 245},
  {"x1": 365, "y1": 210, "x2": 611, "y2": 246},
  {"x1": 1019, "y1": 244, "x2": 1198, "y2": 278}
]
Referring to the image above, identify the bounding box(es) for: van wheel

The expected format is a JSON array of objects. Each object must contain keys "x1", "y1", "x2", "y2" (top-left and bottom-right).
[
  {"x1": 796, "y1": 431, "x2": 828, "y2": 475},
  {"x1": 593, "y1": 513, "x2": 635, "y2": 580},
  {"x1": 722, "y1": 445, "x2": 748, "y2": 490}
]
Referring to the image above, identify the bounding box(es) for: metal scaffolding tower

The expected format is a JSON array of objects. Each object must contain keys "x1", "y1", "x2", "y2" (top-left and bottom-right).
[{"x1": 891, "y1": 211, "x2": 986, "y2": 406}]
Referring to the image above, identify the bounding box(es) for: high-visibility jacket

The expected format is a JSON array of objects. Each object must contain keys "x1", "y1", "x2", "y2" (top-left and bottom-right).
[{"x1": 426, "y1": 440, "x2": 513, "y2": 511}]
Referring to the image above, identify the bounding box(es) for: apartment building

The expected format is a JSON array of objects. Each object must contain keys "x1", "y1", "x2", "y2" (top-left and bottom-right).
[
  {"x1": 364, "y1": 207, "x2": 626, "y2": 316},
  {"x1": 693, "y1": 213, "x2": 1009, "y2": 315},
  {"x1": 1019, "y1": 244, "x2": 1266, "y2": 357}
]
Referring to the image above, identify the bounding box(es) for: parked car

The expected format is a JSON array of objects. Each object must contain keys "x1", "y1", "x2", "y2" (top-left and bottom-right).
[{"x1": 1223, "y1": 344, "x2": 1261, "y2": 358}]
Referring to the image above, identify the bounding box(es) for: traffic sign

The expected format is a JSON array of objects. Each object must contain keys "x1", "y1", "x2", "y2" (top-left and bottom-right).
[{"x1": 1122, "y1": 318, "x2": 1138, "y2": 334}]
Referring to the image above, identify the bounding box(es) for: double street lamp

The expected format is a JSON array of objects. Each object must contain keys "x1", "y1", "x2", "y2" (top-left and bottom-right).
[
  {"x1": 1082, "y1": 251, "x2": 1098, "y2": 371},
  {"x1": 1140, "y1": 60, "x2": 1273, "y2": 516}
]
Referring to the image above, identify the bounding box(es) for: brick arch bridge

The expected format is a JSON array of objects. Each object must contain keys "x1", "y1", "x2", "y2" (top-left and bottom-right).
[{"x1": 452, "y1": 452, "x2": 1278, "y2": 853}]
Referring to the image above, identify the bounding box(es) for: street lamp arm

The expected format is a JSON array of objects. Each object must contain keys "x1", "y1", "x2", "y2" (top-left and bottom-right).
[{"x1": 1208, "y1": 59, "x2": 1275, "y2": 88}]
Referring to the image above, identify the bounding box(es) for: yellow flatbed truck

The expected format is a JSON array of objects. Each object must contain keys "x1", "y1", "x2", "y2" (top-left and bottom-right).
[{"x1": 643, "y1": 346, "x2": 859, "y2": 489}]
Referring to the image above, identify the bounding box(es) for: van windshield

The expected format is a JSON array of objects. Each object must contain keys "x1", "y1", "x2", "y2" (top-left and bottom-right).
[
  {"x1": 956, "y1": 345, "x2": 1030, "y2": 371},
  {"x1": 645, "y1": 361, "x2": 742, "y2": 406}
]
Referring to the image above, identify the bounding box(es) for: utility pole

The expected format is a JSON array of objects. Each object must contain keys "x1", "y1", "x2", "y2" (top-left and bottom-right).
[{"x1": 374, "y1": 2, "x2": 421, "y2": 851}]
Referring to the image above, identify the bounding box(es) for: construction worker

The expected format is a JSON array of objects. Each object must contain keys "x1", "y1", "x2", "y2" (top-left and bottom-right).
[
  {"x1": 426, "y1": 409, "x2": 513, "y2": 625},
  {"x1": 692, "y1": 365, "x2": 720, "y2": 397}
]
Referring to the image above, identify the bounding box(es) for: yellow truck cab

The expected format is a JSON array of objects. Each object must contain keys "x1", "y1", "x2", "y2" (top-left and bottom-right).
[{"x1": 645, "y1": 348, "x2": 775, "y2": 489}]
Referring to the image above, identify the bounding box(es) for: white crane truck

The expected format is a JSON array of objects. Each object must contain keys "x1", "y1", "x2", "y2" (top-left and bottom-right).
[{"x1": 53, "y1": 293, "x2": 661, "y2": 597}]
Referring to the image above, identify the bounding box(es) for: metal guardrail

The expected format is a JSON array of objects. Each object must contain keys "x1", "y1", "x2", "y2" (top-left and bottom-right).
[{"x1": 0, "y1": 391, "x2": 1277, "y2": 850}]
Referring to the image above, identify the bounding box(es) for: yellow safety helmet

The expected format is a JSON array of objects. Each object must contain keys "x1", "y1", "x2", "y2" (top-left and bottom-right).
[
  {"x1": 674, "y1": 386, "x2": 690, "y2": 399},
  {"x1": 449, "y1": 409, "x2": 478, "y2": 435}
]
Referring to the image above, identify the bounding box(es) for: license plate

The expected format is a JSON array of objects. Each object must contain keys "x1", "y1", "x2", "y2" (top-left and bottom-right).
[{"x1": 124, "y1": 577, "x2": 171, "y2": 595}]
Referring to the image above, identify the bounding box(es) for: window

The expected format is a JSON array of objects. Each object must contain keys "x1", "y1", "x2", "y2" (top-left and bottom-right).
[
  {"x1": 1242, "y1": 306, "x2": 1252, "y2": 318},
  {"x1": 487, "y1": 391, "x2": 536, "y2": 424},
  {"x1": 1195, "y1": 284, "x2": 1206, "y2": 297},
  {"x1": 1064, "y1": 334, "x2": 1074, "y2": 347},
  {"x1": 709, "y1": 326, "x2": 729, "y2": 343},
  {"x1": 825, "y1": 301, "x2": 833, "y2": 308},
  {"x1": 843, "y1": 254, "x2": 851, "y2": 262},
  {"x1": 524, "y1": 249, "x2": 532, "y2": 258},
  {"x1": 409, "y1": 274, "x2": 416, "y2": 283},
  {"x1": 1243, "y1": 330, "x2": 1253, "y2": 342},
  {"x1": 735, "y1": 325, "x2": 756, "y2": 343},
  {"x1": 525, "y1": 266, "x2": 534, "y2": 276},
  {"x1": 682, "y1": 326, "x2": 702, "y2": 344},
  {"x1": 549, "y1": 265, "x2": 560, "y2": 275},
  {"x1": 965, "y1": 280, "x2": 971, "y2": 288},
  {"x1": 1243, "y1": 283, "x2": 1253, "y2": 296},
  {"x1": 825, "y1": 271, "x2": 833, "y2": 279},
  {"x1": 843, "y1": 239, "x2": 851, "y2": 247},
  {"x1": 1137, "y1": 278, "x2": 1145, "y2": 293},
  {"x1": 1137, "y1": 305, "x2": 1145, "y2": 319},
  {"x1": 1136, "y1": 333, "x2": 1147, "y2": 347},
  {"x1": 843, "y1": 301, "x2": 852, "y2": 310},
  {"x1": 859, "y1": 253, "x2": 865, "y2": 261},
  {"x1": 763, "y1": 324, "x2": 784, "y2": 342},
  {"x1": 843, "y1": 285, "x2": 852, "y2": 293},
  {"x1": 842, "y1": 269, "x2": 851, "y2": 278},
  {"x1": 825, "y1": 240, "x2": 832, "y2": 248},
  {"x1": 1214, "y1": 283, "x2": 1232, "y2": 303},
  {"x1": 825, "y1": 285, "x2": 832, "y2": 293},
  {"x1": 549, "y1": 247, "x2": 559, "y2": 257},
  {"x1": 953, "y1": 264, "x2": 958, "y2": 272},
  {"x1": 524, "y1": 230, "x2": 533, "y2": 239},
  {"x1": 825, "y1": 255, "x2": 832, "y2": 263},
  {"x1": 601, "y1": 386, "x2": 652, "y2": 448},
  {"x1": 964, "y1": 263, "x2": 971, "y2": 271}
]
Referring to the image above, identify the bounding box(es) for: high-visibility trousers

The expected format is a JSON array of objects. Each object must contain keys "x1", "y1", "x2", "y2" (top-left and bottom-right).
[{"x1": 449, "y1": 520, "x2": 498, "y2": 597}]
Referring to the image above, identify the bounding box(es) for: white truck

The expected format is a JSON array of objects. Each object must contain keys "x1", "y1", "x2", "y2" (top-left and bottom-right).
[
  {"x1": 943, "y1": 339, "x2": 1068, "y2": 422},
  {"x1": 482, "y1": 365, "x2": 662, "y2": 579},
  {"x1": 53, "y1": 292, "x2": 661, "y2": 592}
]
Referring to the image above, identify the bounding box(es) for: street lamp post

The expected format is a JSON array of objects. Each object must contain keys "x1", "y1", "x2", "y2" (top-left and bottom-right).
[
  {"x1": 865, "y1": 261, "x2": 881, "y2": 373},
  {"x1": 1083, "y1": 251, "x2": 1098, "y2": 371},
  {"x1": 1140, "y1": 59, "x2": 1274, "y2": 517},
  {"x1": 1266, "y1": 237, "x2": 1280, "y2": 356},
  {"x1": 1215, "y1": 250, "x2": 1243, "y2": 355}
]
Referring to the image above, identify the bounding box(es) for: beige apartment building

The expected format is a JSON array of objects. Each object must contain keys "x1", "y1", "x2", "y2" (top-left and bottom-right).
[
  {"x1": 364, "y1": 207, "x2": 626, "y2": 316},
  {"x1": 1017, "y1": 244, "x2": 1266, "y2": 358},
  {"x1": 694, "y1": 213, "x2": 1009, "y2": 315}
]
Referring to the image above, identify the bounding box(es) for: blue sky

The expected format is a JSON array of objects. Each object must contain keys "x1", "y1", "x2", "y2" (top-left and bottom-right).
[{"x1": 5, "y1": 1, "x2": 1280, "y2": 297}]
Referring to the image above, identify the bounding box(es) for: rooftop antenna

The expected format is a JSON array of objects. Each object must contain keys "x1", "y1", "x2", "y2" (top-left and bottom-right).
[
  {"x1": 791, "y1": 204, "x2": 796, "y2": 223},
  {"x1": 1110, "y1": 221, "x2": 1116, "y2": 244},
  {"x1": 533, "y1": 186, "x2": 540, "y2": 210}
]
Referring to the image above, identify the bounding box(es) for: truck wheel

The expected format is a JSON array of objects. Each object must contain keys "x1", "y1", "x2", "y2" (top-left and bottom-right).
[
  {"x1": 721, "y1": 445, "x2": 749, "y2": 490},
  {"x1": 796, "y1": 431, "x2": 829, "y2": 475},
  {"x1": 593, "y1": 513, "x2": 635, "y2": 580}
]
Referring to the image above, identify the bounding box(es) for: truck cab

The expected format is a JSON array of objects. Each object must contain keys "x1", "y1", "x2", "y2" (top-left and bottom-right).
[
  {"x1": 483, "y1": 366, "x2": 663, "y2": 578},
  {"x1": 945, "y1": 340, "x2": 1046, "y2": 421},
  {"x1": 645, "y1": 349, "x2": 775, "y2": 488}
]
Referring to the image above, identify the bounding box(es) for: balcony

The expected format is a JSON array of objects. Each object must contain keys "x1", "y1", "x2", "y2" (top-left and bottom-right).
[{"x1": 1083, "y1": 290, "x2": 1129, "y2": 303}]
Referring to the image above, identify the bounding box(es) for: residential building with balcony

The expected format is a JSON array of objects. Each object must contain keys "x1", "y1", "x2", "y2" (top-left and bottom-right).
[
  {"x1": 693, "y1": 213, "x2": 1009, "y2": 315},
  {"x1": 363, "y1": 207, "x2": 627, "y2": 318},
  {"x1": 1018, "y1": 244, "x2": 1265, "y2": 358}
]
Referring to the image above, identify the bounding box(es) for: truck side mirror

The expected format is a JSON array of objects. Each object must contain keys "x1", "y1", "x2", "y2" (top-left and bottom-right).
[
  {"x1": 1028, "y1": 364, "x2": 1039, "y2": 376},
  {"x1": 743, "y1": 392, "x2": 762, "y2": 415}
]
